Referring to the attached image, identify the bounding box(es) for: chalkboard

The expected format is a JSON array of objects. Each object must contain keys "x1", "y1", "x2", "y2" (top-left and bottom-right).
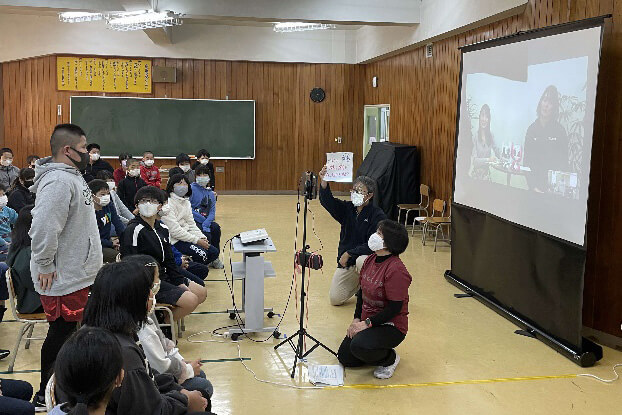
[{"x1": 70, "y1": 96, "x2": 255, "y2": 158}]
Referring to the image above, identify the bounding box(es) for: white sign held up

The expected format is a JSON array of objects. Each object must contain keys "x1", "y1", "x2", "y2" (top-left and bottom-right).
[{"x1": 324, "y1": 152, "x2": 354, "y2": 182}]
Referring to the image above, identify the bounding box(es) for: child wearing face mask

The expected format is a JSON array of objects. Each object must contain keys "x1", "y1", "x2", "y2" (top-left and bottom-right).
[
  {"x1": 95, "y1": 171, "x2": 134, "y2": 226},
  {"x1": 117, "y1": 159, "x2": 147, "y2": 211},
  {"x1": 83, "y1": 143, "x2": 114, "y2": 183},
  {"x1": 8, "y1": 168, "x2": 35, "y2": 213},
  {"x1": 0, "y1": 148, "x2": 20, "y2": 190},
  {"x1": 88, "y1": 180, "x2": 126, "y2": 264},
  {"x1": 189, "y1": 165, "x2": 222, "y2": 263},
  {"x1": 140, "y1": 151, "x2": 162, "y2": 188},
  {"x1": 0, "y1": 184, "x2": 18, "y2": 261},
  {"x1": 168, "y1": 153, "x2": 195, "y2": 184},
  {"x1": 337, "y1": 220, "x2": 411, "y2": 380},
  {"x1": 192, "y1": 149, "x2": 215, "y2": 190},
  {"x1": 113, "y1": 153, "x2": 132, "y2": 186}
]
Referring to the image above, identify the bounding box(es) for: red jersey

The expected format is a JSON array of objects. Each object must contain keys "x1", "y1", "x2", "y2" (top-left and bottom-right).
[
  {"x1": 360, "y1": 254, "x2": 412, "y2": 334},
  {"x1": 140, "y1": 165, "x2": 161, "y2": 188}
]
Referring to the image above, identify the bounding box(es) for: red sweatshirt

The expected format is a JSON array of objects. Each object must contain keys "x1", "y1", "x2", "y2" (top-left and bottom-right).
[{"x1": 140, "y1": 165, "x2": 161, "y2": 188}]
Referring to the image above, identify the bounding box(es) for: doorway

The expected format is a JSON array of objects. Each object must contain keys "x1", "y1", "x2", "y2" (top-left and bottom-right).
[{"x1": 363, "y1": 104, "x2": 390, "y2": 159}]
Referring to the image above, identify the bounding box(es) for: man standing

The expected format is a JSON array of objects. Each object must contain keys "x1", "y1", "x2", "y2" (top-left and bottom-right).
[
  {"x1": 318, "y1": 166, "x2": 386, "y2": 306},
  {"x1": 29, "y1": 124, "x2": 103, "y2": 409}
]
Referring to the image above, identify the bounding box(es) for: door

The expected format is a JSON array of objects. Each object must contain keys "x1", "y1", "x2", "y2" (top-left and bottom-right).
[{"x1": 363, "y1": 105, "x2": 390, "y2": 159}]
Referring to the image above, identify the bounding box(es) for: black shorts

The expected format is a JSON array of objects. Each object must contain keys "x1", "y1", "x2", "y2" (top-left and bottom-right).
[{"x1": 155, "y1": 280, "x2": 186, "y2": 306}]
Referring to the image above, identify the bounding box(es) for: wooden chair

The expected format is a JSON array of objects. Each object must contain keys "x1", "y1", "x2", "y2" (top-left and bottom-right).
[
  {"x1": 397, "y1": 184, "x2": 430, "y2": 236},
  {"x1": 5, "y1": 269, "x2": 48, "y2": 372},
  {"x1": 422, "y1": 199, "x2": 451, "y2": 252}
]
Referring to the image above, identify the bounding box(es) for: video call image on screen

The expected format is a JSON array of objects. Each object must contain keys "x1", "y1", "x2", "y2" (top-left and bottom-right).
[{"x1": 454, "y1": 26, "x2": 603, "y2": 245}]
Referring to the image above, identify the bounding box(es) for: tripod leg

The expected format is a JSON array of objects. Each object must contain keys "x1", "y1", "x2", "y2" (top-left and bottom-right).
[
  {"x1": 304, "y1": 331, "x2": 338, "y2": 356},
  {"x1": 274, "y1": 329, "x2": 301, "y2": 350}
]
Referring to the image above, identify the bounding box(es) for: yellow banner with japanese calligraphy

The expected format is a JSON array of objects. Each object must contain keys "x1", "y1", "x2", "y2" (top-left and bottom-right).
[{"x1": 57, "y1": 56, "x2": 152, "y2": 94}]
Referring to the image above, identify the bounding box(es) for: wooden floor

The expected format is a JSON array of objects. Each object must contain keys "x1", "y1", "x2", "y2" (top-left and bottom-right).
[{"x1": 1, "y1": 195, "x2": 620, "y2": 414}]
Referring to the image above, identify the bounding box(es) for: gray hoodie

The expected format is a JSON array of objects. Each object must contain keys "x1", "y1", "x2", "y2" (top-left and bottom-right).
[{"x1": 29, "y1": 156, "x2": 103, "y2": 297}]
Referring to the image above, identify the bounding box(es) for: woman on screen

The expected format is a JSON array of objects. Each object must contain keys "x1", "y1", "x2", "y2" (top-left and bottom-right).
[
  {"x1": 470, "y1": 104, "x2": 498, "y2": 180},
  {"x1": 523, "y1": 85, "x2": 569, "y2": 193}
]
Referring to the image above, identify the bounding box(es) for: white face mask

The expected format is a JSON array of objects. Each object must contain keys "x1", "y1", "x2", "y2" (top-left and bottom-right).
[
  {"x1": 121, "y1": 160, "x2": 127, "y2": 168},
  {"x1": 144, "y1": 159, "x2": 155, "y2": 167},
  {"x1": 90, "y1": 153, "x2": 100, "y2": 161},
  {"x1": 129, "y1": 168, "x2": 140, "y2": 177},
  {"x1": 148, "y1": 293, "x2": 156, "y2": 315},
  {"x1": 107, "y1": 181, "x2": 116, "y2": 191},
  {"x1": 138, "y1": 202, "x2": 159, "y2": 218},
  {"x1": 368, "y1": 233, "x2": 385, "y2": 252},
  {"x1": 158, "y1": 203, "x2": 170, "y2": 217},
  {"x1": 351, "y1": 192, "x2": 365, "y2": 207},
  {"x1": 98, "y1": 194, "x2": 111, "y2": 206},
  {"x1": 1, "y1": 159, "x2": 12, "y2": 167},
  {"x1": 196, "y1": 176, "x2": 210, "y2": 187},
  {"x1": 173, "y1": 185, "x2": 188, "y2": 197},
  {"x1": 180, "y1": 164, "x2": 191, "y2": 173},
  {"x1": 199, "y1": 158, "x2": 209, "y2": 165},
  {"x1": 0, "y1": 195, "x2": 7, "y2": 208}
]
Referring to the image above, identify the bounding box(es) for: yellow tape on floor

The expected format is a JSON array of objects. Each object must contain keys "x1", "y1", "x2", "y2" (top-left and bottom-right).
[{"x1": 325, "y1": 374, "x2": 578, "y2": 390}]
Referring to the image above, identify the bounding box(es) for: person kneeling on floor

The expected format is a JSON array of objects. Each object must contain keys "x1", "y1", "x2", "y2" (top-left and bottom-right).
[{"x1": 337, "y1": 220, "x2": 411, "y2": 380}]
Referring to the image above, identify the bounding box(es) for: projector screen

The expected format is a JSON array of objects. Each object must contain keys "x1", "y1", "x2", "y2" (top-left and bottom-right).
[{"x1": 454, "y1": 26, "x2": 603, "y2": 246}]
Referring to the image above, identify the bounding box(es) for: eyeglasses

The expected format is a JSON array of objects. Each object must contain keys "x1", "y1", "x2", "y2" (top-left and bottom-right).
[
  {"x1": 137, "y1": 199, "x2": 160, "y2": 205},
  {"x1": 350, "y1": 188, "x2": 369, "y2": 196}
]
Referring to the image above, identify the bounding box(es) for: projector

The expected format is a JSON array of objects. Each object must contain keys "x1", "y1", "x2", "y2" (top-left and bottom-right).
[{"x1": 239, "y1": 228, "x2": 269, "y2": 244}]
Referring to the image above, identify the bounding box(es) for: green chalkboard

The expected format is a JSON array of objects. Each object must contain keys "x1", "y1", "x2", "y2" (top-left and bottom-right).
[{"x1": 70, "y1": 96, "x2": 255, "y2": 158}]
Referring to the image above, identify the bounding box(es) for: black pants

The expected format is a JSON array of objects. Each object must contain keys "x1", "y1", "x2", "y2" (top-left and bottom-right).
[
  {"x1": 38, "y1": 317, "x2": 77, "y2": 395},
  {"x1": 0, "y1": 379, "x2": 35, "y2": 415},
  {"x1": 338, "y1": 325, "x2": 405, "y2": 367}
]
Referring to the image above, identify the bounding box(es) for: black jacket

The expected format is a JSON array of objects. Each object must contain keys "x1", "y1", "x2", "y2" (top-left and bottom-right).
[
  {"x1": 8, "y1": 185, "x2": 35, "y2": 212},
  {"x1": 319, "y1": 183, "x2": 387, "y2": 267},
  {"x1": 82, "y1": 159, "x2": 114, "y2": 183},
  {"x1": 168, "y1": 167, "x2": 195, "y2": 184},
  {"x1": 106, "y1": 332, "x2": 188, "y2": 415},
  {"x1": 6, "y1": 245, "x2": 41, "y2": 314},
  {"x1": 120, "y1": 216, "x2": 185, "y2": 286},
  {"x1": 117, "y1": 176, "x2": 147, "y2": 210},
  {"x1": 191, "y1": 161, "x2": 216, "y2": 189}
]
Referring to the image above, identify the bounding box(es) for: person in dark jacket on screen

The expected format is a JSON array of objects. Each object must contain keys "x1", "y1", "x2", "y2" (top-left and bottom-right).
[
  {"x1": 318, "y1": 166, "x2": 387, "y2": 306},
  {"x1": 8, "y1": 168, "x2": 35, "y2": 213}
]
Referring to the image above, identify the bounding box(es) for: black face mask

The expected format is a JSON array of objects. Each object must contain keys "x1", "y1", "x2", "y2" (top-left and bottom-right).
[
  {"x1": 24, "y1": 180, "x2": 34, "y2": 188},
  {"x1": 68, "y1": 147, "x2": 89, "y2": 171}
]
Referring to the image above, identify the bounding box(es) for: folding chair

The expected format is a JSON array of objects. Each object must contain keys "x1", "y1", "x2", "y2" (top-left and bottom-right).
[
  {"x1": 397, "y1": 184, "x2": 430, "y2": 236},
  {"x1": 5, "y1": 269, "x2": 48, "y2": 372}
]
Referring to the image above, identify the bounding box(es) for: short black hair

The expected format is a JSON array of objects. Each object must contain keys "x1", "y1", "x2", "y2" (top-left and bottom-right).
[
  {"x1": 54, "y1": 327, "x2": 123, "y2": 412},
  {"x1": 123, "y1": 254, "x2": 161, "y2": 278},
  {"x1": 175, "y1": 153, "x2": 191, "y2": 166},
  {"x1": 378, "y1": 219, "x2": 409, "y2": 255},
  {"x1": 134, "y1": 185, "x2": 167, "y2": 206},
  {"x1": 87, "y1": 143, "x2": 101, "y2": 152},
  {"x1": 0, "y1": 148, "x2": 13, "y2": 156},
  {"x1": 19, "y1": 167, "x2": 34, "y2": 181},
  {"x1": 143, "y1": 150, "x2": 154, "y2": 157},
  {"x1": 26, "y1": 155, "x2": 39, "y2": 165},
  {"x1": 83, "y1": 262, "x2": 154, "y2": 335},
  {"x1": 96, "y1": 170, "x2": 114, "y2": 181},
  {"x1": 195, "y1": 165, "x2": 211, "y2": 176},
  {"x1": 118, "y1": 152, "x2": 132, "y2": 162},
  {"x1": 51, "y1": 124, "x2": 85, "y2": 155},
  {"x1": 126, "y1": 158, "x2": 140, "y2": 168},
  {"x1": 196, "y1": 149, "x2": 210, "y2": 159},
  {"x1": 166, "y1": 173, "x2": 192, "y2": 197},
  {"x1": 88, "y1": 179, "x2": 109, "y2": 195}
]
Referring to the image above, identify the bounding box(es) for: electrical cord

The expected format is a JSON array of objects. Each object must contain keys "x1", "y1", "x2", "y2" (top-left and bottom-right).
[
  {"x1": 578, "y1": 363, "x2": 622, "y2": 383},
  {"x1": 186, "y1": 332, "x2": 325, "y2": 389}
]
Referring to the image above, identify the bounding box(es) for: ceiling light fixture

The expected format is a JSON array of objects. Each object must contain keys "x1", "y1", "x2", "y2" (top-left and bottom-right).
[
  {"x1": 107, "y1": 10, "x2": 183, "y2": 31},
  {"x1": 273, "y1": 22, "x2": 336, "y2": 33},
  {"x1": 58, "y1": 12, "x2": 104, "y2": 23}
]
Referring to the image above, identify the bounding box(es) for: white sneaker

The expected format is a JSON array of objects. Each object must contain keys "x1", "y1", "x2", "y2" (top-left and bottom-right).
[
  {"x1": 373, "y1": 353, "x2": 400, "y2": 379},
  {"x1": 209, "y1": 258, "x2": 224, "y2": 269}
]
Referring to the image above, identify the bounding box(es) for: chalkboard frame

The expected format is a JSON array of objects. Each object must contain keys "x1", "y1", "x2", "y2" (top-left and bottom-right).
[{"x1": 70, "y1": 96, "x2": 256, "y2": 159}]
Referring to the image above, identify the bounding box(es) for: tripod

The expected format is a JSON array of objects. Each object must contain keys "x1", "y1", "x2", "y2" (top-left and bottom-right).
[{"x1": 274, "y1": 173, "x2": 337, "y2": 378}]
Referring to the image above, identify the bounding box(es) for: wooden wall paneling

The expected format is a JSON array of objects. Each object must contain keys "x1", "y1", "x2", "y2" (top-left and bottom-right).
[{"x1": 0, "y1": 64, "x2": 3, "y2": 148}]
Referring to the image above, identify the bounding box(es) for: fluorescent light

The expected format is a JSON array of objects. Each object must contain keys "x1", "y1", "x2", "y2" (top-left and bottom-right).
[
  {"x1": 274, "y1": 22, "x2": 336, "y2": 33},
  {"x1": 107, "y1": 10, "x2": 182, "y2": 31},
  {"x1": 58, "y1": 12, "x2": 104, "y2": 23}
]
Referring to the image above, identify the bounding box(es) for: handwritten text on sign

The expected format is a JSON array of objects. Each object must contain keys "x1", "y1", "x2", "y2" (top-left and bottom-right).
[
  {"x1": 57, "y1": 56, "x2": 152, "y2": 94},
  {"x1": 325, "y1": 152, "x2": 353, "y2": 182}
]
